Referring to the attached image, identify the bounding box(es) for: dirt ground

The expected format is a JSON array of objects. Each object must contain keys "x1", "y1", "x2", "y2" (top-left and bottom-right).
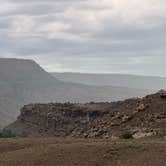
[{"x1": 0, "y1": 137, "x2": 166, "y2": 166}]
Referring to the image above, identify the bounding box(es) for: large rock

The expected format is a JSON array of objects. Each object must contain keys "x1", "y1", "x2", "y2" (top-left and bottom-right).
[{"x1": 158, "y1": 90, "x2": 166, "y2": 98}]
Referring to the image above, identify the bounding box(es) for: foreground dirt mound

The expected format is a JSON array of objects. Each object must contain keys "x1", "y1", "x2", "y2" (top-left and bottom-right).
[
  {"x1": 5, "y1": 91, "x2": 166, "y2": 138},
  {"x1": 0, "y1": 138, "x2": 166, "y2": 166}
]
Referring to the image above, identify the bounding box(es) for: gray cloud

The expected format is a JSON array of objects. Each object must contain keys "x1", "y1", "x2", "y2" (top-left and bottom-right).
[{"x1": 0, "y1": 0, "x2": 166, "y2": 76}]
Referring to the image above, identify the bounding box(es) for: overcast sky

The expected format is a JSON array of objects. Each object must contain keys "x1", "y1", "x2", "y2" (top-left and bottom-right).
[{"x1": 0, "y1": 0, "x2": 166, "y2": 76}]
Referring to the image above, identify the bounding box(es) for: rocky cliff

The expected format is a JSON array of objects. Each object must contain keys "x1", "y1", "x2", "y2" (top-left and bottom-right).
[{"x1": 5, "y1": 91, "x2": 166, "y2": 138}]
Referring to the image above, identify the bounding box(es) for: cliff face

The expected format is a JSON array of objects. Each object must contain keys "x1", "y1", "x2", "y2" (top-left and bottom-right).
[
  {"x1": 5, "y1": 91, "x2": 166, "y2": 138},
  {"x1": 5, "y1": 103, "x2": 109, "y2": 137}
]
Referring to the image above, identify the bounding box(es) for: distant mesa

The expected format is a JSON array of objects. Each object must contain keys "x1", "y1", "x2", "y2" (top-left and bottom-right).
[{"x1": 52, "y1": 72, "x2": 166, "y2": 90}]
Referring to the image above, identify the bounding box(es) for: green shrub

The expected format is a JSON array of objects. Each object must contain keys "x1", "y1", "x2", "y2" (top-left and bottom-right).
[
  {"x1": 121, "y1": 132, "x2": 133, "y2": 139},
  {"x1": 0, "y1": 130, "x2": 16, "y2": 138}
]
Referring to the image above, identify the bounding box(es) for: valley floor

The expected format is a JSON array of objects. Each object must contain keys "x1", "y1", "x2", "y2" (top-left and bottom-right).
[{"x1": 0, "y1": 137, "x2": 166, "y2": 166}]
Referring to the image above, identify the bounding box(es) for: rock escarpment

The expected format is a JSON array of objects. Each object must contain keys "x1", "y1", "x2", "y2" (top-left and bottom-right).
[{"x1": 5, "y1": 91, "x2": 166, "y2": 138}]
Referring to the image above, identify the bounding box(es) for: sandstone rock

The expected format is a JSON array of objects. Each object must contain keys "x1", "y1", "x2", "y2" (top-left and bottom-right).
[
  {"x1": 102, "y1": 134, "x2": 109, "y2": 139},
  {"x1": 122, "y1": 115, "x2": 133, "y2": 123},
  {"x1": 83, "y1": 133, "x2": 88, "y2": 138},
  {"x1": 136, "y1": 103, "x2": 147, "y2": 112},
  {"x1": 133, "y1": 131, "x2": 154, "y2": 139}
]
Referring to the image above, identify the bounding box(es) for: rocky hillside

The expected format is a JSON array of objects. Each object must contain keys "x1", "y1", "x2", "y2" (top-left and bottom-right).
[
  {"x1": 5, "y1": 91, "x2": 166, "y2": 138},
  {"x1": 0, "y1": 58, "x2": 151, "y2": 129}
]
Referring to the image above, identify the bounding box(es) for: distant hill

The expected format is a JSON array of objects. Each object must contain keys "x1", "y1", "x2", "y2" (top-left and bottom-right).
[
  {"x1": 0, "y1": 58, "x2": 152, "y2": 128},
  {"x1": 52, "y1": 72, "x2": 166, "y2": 90}
]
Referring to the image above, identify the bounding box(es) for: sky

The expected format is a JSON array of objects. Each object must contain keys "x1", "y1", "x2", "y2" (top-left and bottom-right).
[{"x1": 0, "y1": 0, "x2": 166, "y2": 76}]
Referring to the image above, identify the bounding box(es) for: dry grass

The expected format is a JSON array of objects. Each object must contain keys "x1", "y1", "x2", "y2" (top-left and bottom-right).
[{"x1": 0, "y1": 137, "x2": 166, "y2": 166}]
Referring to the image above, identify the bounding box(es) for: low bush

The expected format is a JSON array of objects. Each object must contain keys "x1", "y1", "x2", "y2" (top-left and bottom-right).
[
  {"x1": 121, "y1": 132, "x2": 133, "y2": 139},
  {"x1": 0, "y1": 130, "x2": 16, "y2": 138}
]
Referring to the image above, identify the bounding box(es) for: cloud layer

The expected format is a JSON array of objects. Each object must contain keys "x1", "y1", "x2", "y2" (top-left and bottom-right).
[{"x1": 0, "y1": 0, "x2": 166, "y2": 76}]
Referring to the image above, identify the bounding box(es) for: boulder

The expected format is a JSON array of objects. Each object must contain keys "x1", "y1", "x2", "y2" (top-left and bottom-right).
[
  {"x1": 136, "y1": 103, "x2": 147, "y2": 112},
  {"x1": 158, "y1": 90, "x2": 166, "y2": 98}
]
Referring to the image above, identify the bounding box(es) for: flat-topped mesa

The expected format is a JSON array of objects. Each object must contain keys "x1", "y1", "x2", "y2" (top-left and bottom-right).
[{"x1": 4, "y1": 92, "x2": 166, "y2": 138}]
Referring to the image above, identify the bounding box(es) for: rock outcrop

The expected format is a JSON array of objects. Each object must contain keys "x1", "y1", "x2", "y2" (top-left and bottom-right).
[{"x1": 5, "y1": 91, "x2": 166, "y2": 138}]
